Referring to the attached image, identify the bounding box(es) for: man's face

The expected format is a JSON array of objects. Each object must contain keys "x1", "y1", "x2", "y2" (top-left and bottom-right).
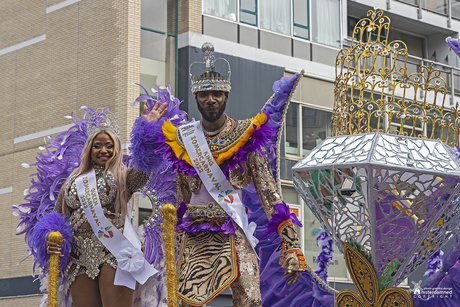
[{"x1": 195, "y1": 91, "x2": 228, "y2": 123}]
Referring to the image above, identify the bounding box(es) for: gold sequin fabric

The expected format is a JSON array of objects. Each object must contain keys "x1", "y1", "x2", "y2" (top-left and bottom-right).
[
  {"x1": 64, "y1": 165, "x2": 117, "y2": 210},
  {"x1": 54, "y1": 166, "x2": 149, "y2": 284},
  {"x1": 64, "y1": 228, "x2": 120, "y2": 286},
  {"x1": 175, "y1": 148, "x2": 304, "y2": 273},
  {"x1": 186, "y1": 202, "x2": 229, "y2": 218},
  {"x1": 175, "y1": 117, "x2": 254, "y2": 153}
]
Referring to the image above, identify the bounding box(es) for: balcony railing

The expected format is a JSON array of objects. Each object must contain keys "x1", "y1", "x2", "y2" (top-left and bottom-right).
[{"x1": 396, "y1": 0, "x2": 460, "y2": 20}]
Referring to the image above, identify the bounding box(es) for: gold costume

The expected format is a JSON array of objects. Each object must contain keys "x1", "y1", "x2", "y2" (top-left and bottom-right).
[
  {"x1": 54, "y1": 165, "x2": 149, "y2": 286},
  {"x1": 168, "y1": 115, "x2": 305, "y2": 306}
]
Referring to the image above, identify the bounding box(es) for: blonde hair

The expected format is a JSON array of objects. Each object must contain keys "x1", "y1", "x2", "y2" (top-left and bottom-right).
[{"x1": 61, "y1": 130, "x2": 129, "y2": 218}]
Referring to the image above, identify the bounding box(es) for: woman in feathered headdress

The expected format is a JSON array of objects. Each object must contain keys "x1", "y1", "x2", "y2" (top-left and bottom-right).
[{"x1": 18, "y1": 105, "x2": 168, "y2": 307}]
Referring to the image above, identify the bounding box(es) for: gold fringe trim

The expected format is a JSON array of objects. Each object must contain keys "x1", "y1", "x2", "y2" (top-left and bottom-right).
[
  {"x1": 162, "y1": 204, "x2": 178, "y2": 307},
  {"x1": 162, "y1": 112, "x2": 268, "y2": 166},
  {"x1": 48, "y1": 231, "x2": 63, "y2": 307}
]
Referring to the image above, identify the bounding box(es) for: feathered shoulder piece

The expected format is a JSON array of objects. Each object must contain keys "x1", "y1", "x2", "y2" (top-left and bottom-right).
[
  {"x1": 163, "y1": 112, "x2": 268, "y2": 165},
  {"x1": 130, "y1": 84, "x2": 188, "y2": 175}
]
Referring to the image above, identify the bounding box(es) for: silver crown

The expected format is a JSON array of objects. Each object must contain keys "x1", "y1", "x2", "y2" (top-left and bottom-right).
[
  {"x1": 189, "y1": 42, "x2": 231, "y2": 94},
  {"x1": 85, "y1": 108, "x2": 120, "y2": 138}
]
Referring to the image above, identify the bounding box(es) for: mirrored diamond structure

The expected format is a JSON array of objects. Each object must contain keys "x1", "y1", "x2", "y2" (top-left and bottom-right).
[{"x1": 292, "y1": 132, "x2": 460, "y2": 288}]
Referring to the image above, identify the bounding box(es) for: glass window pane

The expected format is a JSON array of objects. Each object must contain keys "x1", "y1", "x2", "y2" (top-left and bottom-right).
[
  {"x1": 293, "y1": 0, "x2": 308, "y2": 27},
  {"x1": 398, "y1": 0, "x2": 419, "y2": 5},
  {"x1": 294, "y1": 25, "x2": 309, "y2": 40},
  {"x1": 311, "y1": 0, "x2": 340, "y2": 47},
  {"x1": 285, "y1": 103, "x2": 299, "y2": 155},
  {"x1": 453, "y1": 0, "x2": 460, "y2": 19},
  {"x1": 203, "y1": 0, "x2": 237, "y2": 21},
  {"x1": 140, "y1": 30, "x2": 176, "y2": 94},
  {"x1": 423, "y1": 0, "x2": 448, "y2": 15},
  {"x1": 141, "y1": 0, "x2": 167, "y2": 32},
  {"x1": 260, "y1": 0, "x2": 291, "y2": 35},
  {"x1": 282, "y1": 186, "x2": 299, "y2": 205},
  {"x1": 302, "y1": 107, "x2": 331, "y2": 156},
  {"x1": 240, "y1": 11, "x2": 257, "y2": 25},
  {"x1": 241, "y1": 0, "x2": 256, "y2": 12}
]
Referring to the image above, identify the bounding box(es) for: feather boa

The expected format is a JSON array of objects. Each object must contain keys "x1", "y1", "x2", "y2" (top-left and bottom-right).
[
  {"x1": 424, "y1": 249, "x2": 443, "y2": 277},
  {"x1": 314, "y1": 232, "x2": 334, "y2": 283},
  {"x1": 264, "y1": 202, "x2": 302, "y2": 237},
  {"x1": 30, "y1": 212, "x2": 73, "y2": 274},
  {"x1": 130, "y1": 84, "x2": 188, "y2": 174}
]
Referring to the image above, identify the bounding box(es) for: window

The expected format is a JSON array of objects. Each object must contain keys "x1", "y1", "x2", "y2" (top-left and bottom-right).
[
  {"x1": 423, "y1": 0, "x2": 448, "y2": 15},
  {"x1": 293, "y1": 0, "x2": 309, "y2": 39},
  {"x1": 285, "y1": 103, "x2": 331, "y2": 158},
  {"x1": 311, "y1": 0, "x2": 340, "y2": 48},
  {"x1": 140, "y1": 0, "x2": 177, "y2": 95},
  {"x1": 259, "y1": 0, "x2": 291, "y2": 35},
  {"x1": 240, "y1": 0, "x2": 257, "y2": 25},
  {"x1": 203, "y1": 0, "x2": 237, "y2": 21},
  {"x1": 453, "y1": 0, "x2": 460, "y2": 19}
]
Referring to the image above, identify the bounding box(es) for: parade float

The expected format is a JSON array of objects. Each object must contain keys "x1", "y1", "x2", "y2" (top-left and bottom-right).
[{"x1": 292, "y1": 9, "x2": 460, "y2": 306}]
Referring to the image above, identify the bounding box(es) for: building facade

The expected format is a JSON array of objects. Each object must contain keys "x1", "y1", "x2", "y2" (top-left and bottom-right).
[{"x1": 1, "y1": 0, "x2": 460, "y2": 305}]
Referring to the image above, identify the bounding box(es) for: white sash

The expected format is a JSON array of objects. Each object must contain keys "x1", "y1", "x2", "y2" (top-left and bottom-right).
[
  {"x1": 75, "y1": 169, "x2": 157, "y2": 289},
  {"x1": 178, "y1": 122, "x2": 259, "y2": 254}
]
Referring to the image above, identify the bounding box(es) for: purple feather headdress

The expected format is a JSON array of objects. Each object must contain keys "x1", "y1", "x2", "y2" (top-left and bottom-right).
[{"x1": 14, "y1": 107, "x2": 116, "y2": 273}]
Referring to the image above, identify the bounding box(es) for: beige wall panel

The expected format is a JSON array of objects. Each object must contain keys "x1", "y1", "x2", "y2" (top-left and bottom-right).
[
  {"x1": 0, "y1": 191, "x2": 13, "y2": 278},
  {"x1": 0, "y1": 154, "x2": 14, "y2": 191},
  {"x1": 179, "y1": 0, "x2": 202, "y2": 34},
  {"x1": 0, "y1": 0, "x2": 46, "y2": 50},
  {"x1": 0, "y1": 295, "x2": 41, "y2": 306},
  {"x1": 301, "y1": 77, "x2": 334, "y2": 109},
  {"x1": 0, "y1": 53, "x2": 17, "y2": 156},
  {"x1": 47, "y1": 0, "x2": 71, "y2": 6}
]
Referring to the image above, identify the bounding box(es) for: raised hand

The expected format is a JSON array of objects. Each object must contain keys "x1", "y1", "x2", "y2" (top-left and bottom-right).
[{"x1": 142, "y1": 99, "x2": 168, "y2": 124}]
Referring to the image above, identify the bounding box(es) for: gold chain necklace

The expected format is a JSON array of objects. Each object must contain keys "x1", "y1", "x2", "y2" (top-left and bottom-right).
[{"x1": 201, "y1": 115, "x2": 228, "y2": 137}]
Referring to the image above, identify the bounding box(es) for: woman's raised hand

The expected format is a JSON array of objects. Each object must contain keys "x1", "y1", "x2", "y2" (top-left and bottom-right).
[{"x1": 142, "y1": 99, "x2": 168, "y2": 124}]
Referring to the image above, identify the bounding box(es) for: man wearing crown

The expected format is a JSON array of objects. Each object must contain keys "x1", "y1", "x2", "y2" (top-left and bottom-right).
[{"x1": 130, "y1": 43, "x2": 306, "y2": 306}]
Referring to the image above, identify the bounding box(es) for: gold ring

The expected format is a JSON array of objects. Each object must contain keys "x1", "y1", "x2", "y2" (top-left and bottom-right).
[{"x1": 288, "y1": 270, "x2": 292, "y2": 273}]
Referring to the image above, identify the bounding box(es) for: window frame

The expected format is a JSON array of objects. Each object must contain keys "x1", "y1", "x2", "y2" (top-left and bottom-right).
[
  {"x1": 239, "y1": 0, "x2": 258, "y2": 26},
  {"x1": 292, "y1": 0, "x2": 310, "y2": 40}
]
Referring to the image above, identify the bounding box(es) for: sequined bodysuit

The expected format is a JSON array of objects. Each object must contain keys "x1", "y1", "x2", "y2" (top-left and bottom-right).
[{"x1": 54, "y1": 165, "x2": 149, "y2": 285}]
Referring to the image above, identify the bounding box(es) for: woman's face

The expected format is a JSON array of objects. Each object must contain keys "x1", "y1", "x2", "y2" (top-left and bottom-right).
[{"x1": 91, "y1": 132, "x2": 114, "y2": 166}]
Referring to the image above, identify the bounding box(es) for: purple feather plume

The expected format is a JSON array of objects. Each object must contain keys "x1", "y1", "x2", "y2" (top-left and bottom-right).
[
  {"x1": 314, "y1": 231, "x2": 334, "y2": 283},
  {"x1": 130, "y1": 84, "x2": 188, "y2": 175},
  {"x1": 14, "y1": 107, "x2": 123, "y2": 275},
  {"x1": 424, "y1": 249, "x2": 443, "y2": 277},
  {"x1": 447, "y1": 37, "x2": 460, "y2": 57},
  {"x1": 264, "y1": 202, "x2": 302, "y2": 237},
  {"x1": 30, "y1": 211, "x2": 73, "y2": 274}
]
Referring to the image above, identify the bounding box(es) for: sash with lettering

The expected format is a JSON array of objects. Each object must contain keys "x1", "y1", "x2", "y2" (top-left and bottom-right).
[
  {"x1": 75, "y1": 169, "x2": 157, "y2": 289},
  {"x1": 178, "y1": 121, "x2": 259, "y2": 253}
]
